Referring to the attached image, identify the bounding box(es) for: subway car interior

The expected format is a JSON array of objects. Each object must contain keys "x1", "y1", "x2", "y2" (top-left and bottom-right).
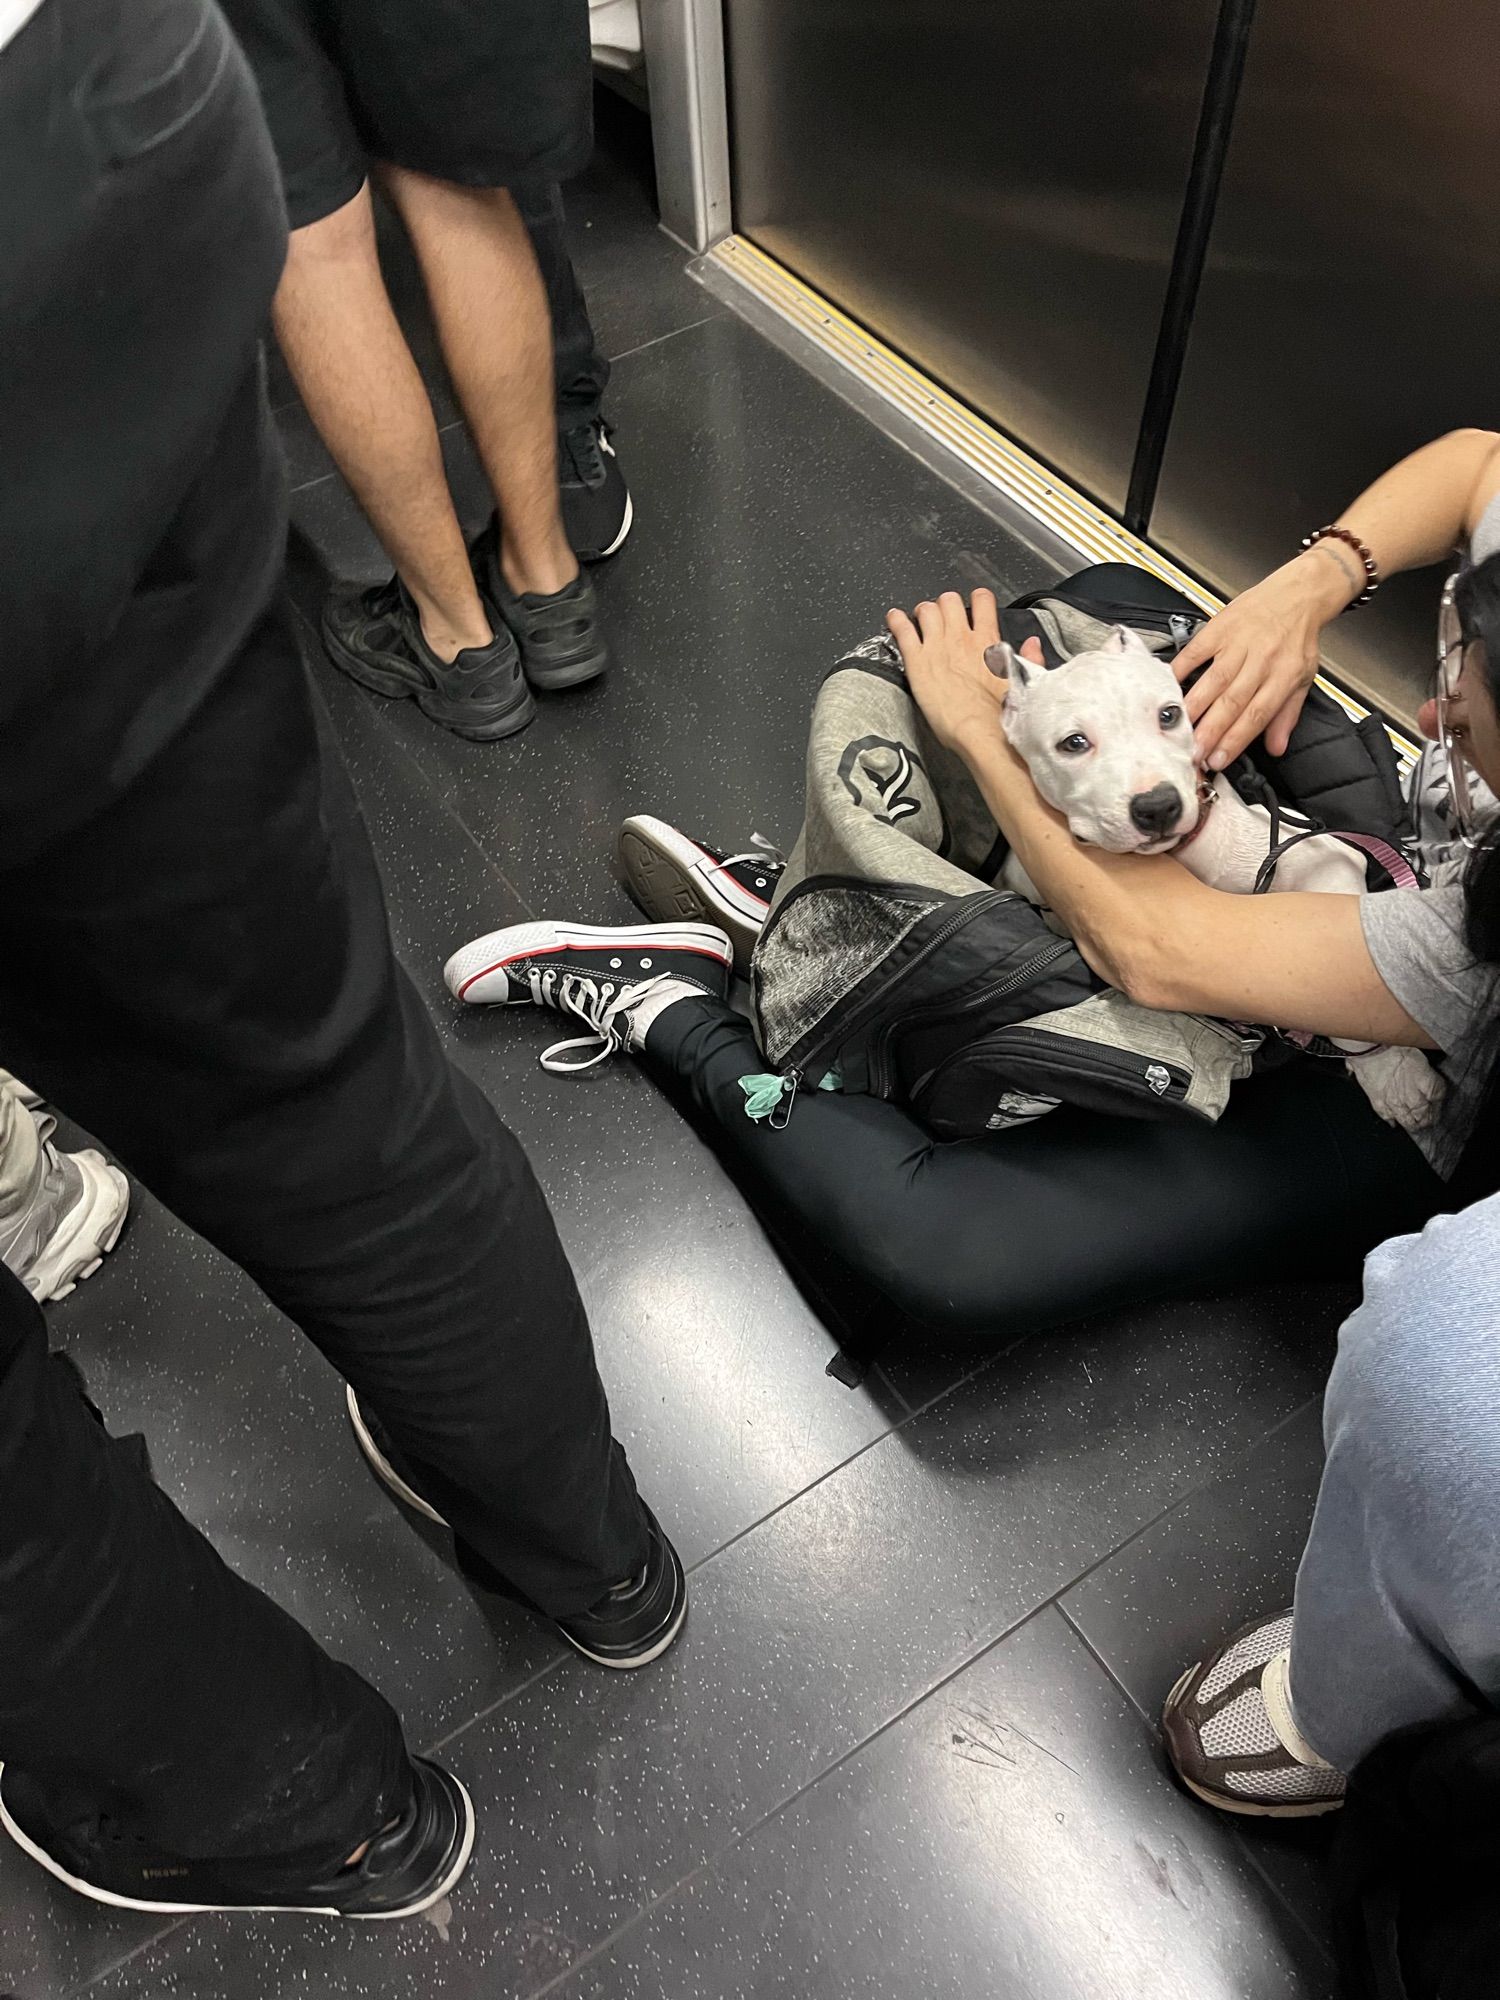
[{"x1": 4, "y1": 2, "x2": 1498, "y2": 1997}]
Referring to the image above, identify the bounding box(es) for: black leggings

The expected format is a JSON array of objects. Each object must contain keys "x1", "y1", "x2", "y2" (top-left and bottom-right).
[{"x1": 641, "y1": 1000, "x2": 1445, "y2": 1346}]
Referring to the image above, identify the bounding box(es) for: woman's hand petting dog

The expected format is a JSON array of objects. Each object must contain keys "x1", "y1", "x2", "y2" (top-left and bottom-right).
[
  {"x1": 1172, "y1": 546, "x2": 1359, "y2": 771},
  {"x1": 886, "y1": 589, "x2": 1045, "y2": 754}
]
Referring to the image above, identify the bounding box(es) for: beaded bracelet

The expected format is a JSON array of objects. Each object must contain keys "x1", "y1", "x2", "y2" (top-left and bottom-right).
[{"x1": 1300, "y1": 524, "x2": 1380, "y2": 608}]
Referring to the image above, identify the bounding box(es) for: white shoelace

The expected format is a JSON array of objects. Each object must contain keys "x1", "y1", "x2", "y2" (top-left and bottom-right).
[
  {"x1": 720, "y1": 832, "x2": 785, "y2": 874},
  {"x1": 529, "y1": 967, "x2": 677, "y2": 1074}
]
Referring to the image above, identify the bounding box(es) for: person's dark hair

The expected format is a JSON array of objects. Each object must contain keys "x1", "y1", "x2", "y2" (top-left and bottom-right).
[{"x1": 1445, "y1": 549, "x2": 1500, "y2": 1202}]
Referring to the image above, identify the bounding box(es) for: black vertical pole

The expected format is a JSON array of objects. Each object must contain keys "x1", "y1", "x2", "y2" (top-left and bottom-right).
[{"x1": 1123, "y1": 0, "x2": 1259, "y2": 536}]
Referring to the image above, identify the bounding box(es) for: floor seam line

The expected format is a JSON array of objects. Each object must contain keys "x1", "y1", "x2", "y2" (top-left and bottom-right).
[
  {"x1": 1052, "y1": 1386, "x2": 1329, "y2": 1615},
  {"x1": 602, "y1": 311, "x2": 724, "y2": 368},
  {"x1": 68, "y1": 1916, "x2": 193, "y2": 1996}
]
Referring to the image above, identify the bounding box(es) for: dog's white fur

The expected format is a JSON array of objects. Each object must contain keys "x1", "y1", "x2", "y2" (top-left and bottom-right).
[{"x1": 987, "y1": 627, "x2": 1444, "y2": 1134}]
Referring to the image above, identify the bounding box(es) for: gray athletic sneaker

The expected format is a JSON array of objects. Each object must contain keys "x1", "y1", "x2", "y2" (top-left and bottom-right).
[{"x1": 0, "y1": 1135, "x2": 130, "y2": 1304}]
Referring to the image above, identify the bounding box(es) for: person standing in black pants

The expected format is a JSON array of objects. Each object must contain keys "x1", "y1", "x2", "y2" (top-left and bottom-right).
[
  {"x1": 0, "y1": 0, "x2": 682, "y2": 1922},
  {"x1": 517, "y1": 178, "x2": 632, "y2": 563}
]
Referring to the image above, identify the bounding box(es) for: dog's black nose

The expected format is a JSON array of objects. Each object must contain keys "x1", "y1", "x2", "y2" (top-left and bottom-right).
[{"x1": 1129, "y1": 784, "x2": 1185, "y2": 836}]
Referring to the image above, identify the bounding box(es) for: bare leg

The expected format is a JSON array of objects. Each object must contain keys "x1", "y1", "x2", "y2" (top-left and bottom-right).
[
  {"x1": 378, "y1": 166, "x2": 577, "y2": 599},
  {"x1": 272, "y1": 183, "x2": 493, "y2": 661}
]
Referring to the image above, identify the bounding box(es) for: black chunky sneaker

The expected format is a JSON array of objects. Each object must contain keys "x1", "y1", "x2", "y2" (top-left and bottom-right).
[
  {"x1": 470, "y1": 516, "x2": 610, "y2": 691},
  {"x1": 321, "y1": 576, "x2": 535, "y2": 742},
  {"x1": 346, "y1": 1390, "x2": 689, "y2": 1669},
  {"x1": 559, "y1": 419, "x2": 633, "y2": 562},
  {"x1": 441, "y1": 919, "x2": 733, "y2": 1071},
  {"x1": 0, "y1": 1756, "x2": 474, "y2": 1918},
  {"x1": 617, "y1": 816, "x2": 785, "y2": 977}
]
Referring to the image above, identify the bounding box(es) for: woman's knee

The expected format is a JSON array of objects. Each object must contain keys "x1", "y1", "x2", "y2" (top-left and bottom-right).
[{"x1": 1324, "y1": 1272, "x2": 1500, "y2": 1508}]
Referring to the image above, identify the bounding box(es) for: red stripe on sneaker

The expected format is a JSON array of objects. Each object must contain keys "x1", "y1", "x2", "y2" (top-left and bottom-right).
[{"x1": 705, "y1": 865, "x2": 771, "y2": 910}]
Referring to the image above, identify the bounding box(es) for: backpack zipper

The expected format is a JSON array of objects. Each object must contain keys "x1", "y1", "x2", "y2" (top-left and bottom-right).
[
  {"x1": 913, "y1": 1026, "x2": 1192, "y2": 1117},
  {"x1": 776, "y1": 891, "x2": 1017, "y2": 1108},
  {"x1": 869, "y1": 936, "x2": 1075, "y2": 1097}
]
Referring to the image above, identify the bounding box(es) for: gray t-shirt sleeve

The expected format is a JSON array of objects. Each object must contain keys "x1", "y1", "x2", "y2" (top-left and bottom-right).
[
  {"x1": 1361, "y1": 884, "x2": 1495, "y2": 1053},
  {"x1": 1471, "y1": 489, "x2": 1500, "y2": 563}
]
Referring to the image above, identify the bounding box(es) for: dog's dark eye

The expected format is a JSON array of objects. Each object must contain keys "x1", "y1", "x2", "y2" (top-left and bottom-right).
[
  {"x1": 1056, "y1": 732, "x2": 1091, "y2": 756},
  {"x1": 1159, "y1": 704, "x2": 1184, "y2": 729}
]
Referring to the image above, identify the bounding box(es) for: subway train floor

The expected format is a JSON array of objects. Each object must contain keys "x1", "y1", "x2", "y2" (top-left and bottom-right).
[{"x1": 8, "y1": 98, "x2": 1351, "y2": 2000}]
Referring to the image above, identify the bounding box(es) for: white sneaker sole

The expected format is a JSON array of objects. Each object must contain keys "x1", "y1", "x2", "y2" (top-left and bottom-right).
[
  {"x1": 347, "y1": 1386, "x2": 687, "y2": 1670},
  {"x1": 19, "y1": 1152, "x2": 130, "y2": 1304},
  {"x1": 616, "y1": 817, "x2": 770, "y2": 977},
  {"x1": 0, "y1": 1762, "x2": 475, "y2": 1919},
  {"x1": 590, "y1": 486, "x2": 634, "y2": 561},
  {"x1": 443, "y1": 919, "x2": 732, "y2": 1006},
  {"x1": 347, "y1": 1383, "x2": 448, "y2": 1527}
]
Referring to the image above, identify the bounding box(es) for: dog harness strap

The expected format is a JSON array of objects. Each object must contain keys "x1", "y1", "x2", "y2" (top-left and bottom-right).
[
  {"x1": 1253, "y1": 824, "x2": 1419, "y2": 896},
  {"x1": 1334, "y1": 832, "x2": 1421, "y2": 890}
]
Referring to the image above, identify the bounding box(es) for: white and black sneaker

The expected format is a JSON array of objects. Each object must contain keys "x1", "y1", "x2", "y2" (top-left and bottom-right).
[
  {"x1": 0, "y1": 1755, "x2": 474, "y2": 1919},
  {"x1": 345, "y1": 1390, "x2": 688, "y2": 1669},
  {"x1": 559, "y1": 419, "x2": 632, "y2": 563},
  {"x1": 443, "y1": 919, "x2": 733, "y2": 1071},
  {"x1": 617, "y1": 817, "x2": 784, "y2": 977}
]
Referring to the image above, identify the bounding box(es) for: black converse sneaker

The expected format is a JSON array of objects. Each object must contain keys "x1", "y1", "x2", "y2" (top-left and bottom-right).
[
  {"x1": 321, "y1": 576, "x2": 534, "y2": 742},
  {"x1": 443, "y1": 920, "x2": 733, "y2": 1070},
  {"x1": 0, "y1": 1756, "x2": 474, "y2": 1918},
  {"x1": 345, "y1": 1390, "x2": 688, "y2": 1669},
  {"x1": 617, "y1": 816, "x2": 784, "y2": 976},
  {"x1": 469, "y1": 517, "x2": 610, "y2": 691},
  {"x1": 559, "y1": 419, "x2": 633, "y2": 563}
]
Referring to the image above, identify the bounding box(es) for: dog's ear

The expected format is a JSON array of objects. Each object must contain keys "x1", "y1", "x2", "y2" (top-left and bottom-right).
[
  {"x1": 1106, "y1": 624, "x2": 1154, "y2": 658},
  {"x1": 985, "y1": 640, "x2": 1031, "y2": 689}
]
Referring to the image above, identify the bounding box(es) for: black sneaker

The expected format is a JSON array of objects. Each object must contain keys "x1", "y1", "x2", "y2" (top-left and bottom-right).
[
  {"x1": 617, "y1": 816, "x2": 785, "y2": 977},
  {"x1": 559, "y1": 419, "x2": 633, "y2": 562},
  {"x1": 321, "y1": 576, "x2": 535, "y2": 742},
  {"x1": 470, "y1": 517, "x2": 610, "y2": 691},
  {"x1": 441, "y1": 918, "x2": 733, "y2": 1071},
  {"x1": 346, "y1": 1389, "x2": 689, "y2": 1669},
  {"x1": 0, "y1": 1756, "x2": 474, "y2": 1918}
]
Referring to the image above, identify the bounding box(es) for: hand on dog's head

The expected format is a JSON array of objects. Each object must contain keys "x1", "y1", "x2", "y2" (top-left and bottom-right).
[{"x1": 984, "y1": 625, "x2": 1201, "y2": 853}]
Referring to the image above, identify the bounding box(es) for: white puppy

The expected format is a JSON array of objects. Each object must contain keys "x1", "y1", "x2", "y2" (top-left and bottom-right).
[{"x1": 986, "y1": 626, "x2": 1444, "y2": 1134}]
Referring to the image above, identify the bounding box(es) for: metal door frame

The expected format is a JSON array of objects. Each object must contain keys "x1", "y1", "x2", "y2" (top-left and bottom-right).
[{"x1": 640, "y1": 0, "x2": 733, "y2": 252}]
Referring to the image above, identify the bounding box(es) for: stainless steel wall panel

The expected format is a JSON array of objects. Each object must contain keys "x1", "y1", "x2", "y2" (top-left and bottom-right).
[
  {"x1": 1151, "y1": 0, "x2": 1500, "y2": 721},
  {"x1": 725, "y1": 0, "x2": 1221, "y2": 516}
]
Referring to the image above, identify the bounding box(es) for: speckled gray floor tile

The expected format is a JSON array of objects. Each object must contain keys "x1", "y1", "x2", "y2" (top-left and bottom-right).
[
  {"x1": 86, "y1": 1295, "x2": 1332, "y2": 1997},
  {"x1": 1061, "y1": 1389, "x2": 1345, "y2": 1963},
  {"x1": 551, "y1": 1608, "x2": 1332, "y2": 2000}
]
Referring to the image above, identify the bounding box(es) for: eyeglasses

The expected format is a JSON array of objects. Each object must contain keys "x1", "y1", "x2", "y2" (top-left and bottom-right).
[{"x1": 1437, "y1": 571, "x2": 1482, "y2": 848}]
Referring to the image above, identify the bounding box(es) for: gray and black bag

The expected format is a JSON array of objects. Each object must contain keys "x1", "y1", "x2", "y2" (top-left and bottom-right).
[{"x1": 750, "y1": 564, "x2": 1414, "y2": 1142}]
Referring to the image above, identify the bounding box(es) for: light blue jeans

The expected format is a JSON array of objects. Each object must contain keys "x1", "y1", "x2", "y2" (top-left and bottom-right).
[{"x1": 1292, "y1": 1192, "x2": 1500, "y2": 1771}]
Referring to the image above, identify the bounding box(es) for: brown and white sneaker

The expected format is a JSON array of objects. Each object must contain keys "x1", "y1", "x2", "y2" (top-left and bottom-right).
[
  {"x1": 1161, "y1": 1611, "x2": 1347, "y2": 1818},
  {"x1": 616, "y1": 817, "x2": 784, "y2": 977}
]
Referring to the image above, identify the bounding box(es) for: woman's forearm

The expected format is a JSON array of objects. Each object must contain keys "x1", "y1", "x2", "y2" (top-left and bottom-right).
[
  {"x1": 953, "y1": 718, "x2": 1168, "y2": 989},
  {"x1": 1337, "y1": 427, "x2": 1500, "y2": 577},
  {"x1": 953, "y1": 720, "x2": 1431, "y2": 1043},
  {"x1": 1175, "y1": 426, "x2": 1500, "y2": 767}
]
